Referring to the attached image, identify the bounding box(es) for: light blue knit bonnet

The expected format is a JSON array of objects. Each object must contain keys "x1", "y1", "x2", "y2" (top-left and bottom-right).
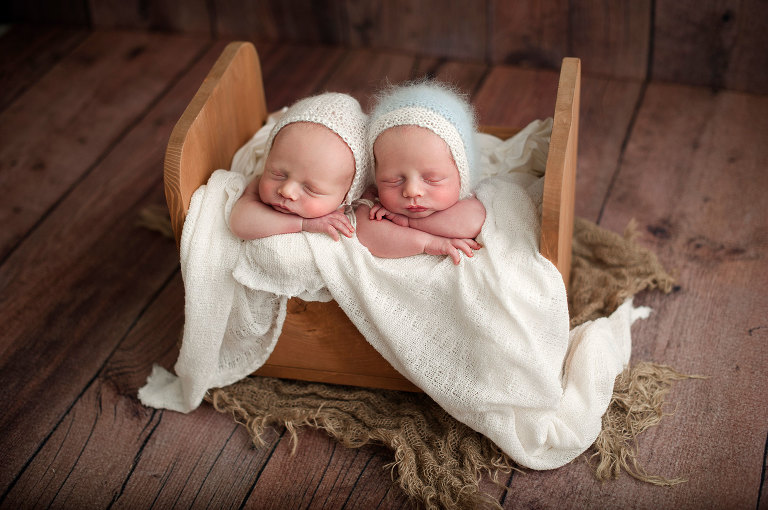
[{"x1": 367, "y1": 81, "x2": 479, "y2": 199}]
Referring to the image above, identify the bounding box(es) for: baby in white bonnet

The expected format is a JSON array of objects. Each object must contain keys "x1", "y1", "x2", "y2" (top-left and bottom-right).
[{"x1": 229, "y1": 92, "x2": 368, "y2": 241}]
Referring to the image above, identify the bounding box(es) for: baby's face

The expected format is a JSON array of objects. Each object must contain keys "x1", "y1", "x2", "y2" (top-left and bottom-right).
[
  {"x1": 374, "y1": 125, "x2": 461, "y2": 218},
  {"x1": 259, "y1": 122, "x2": 355, "y2": 218}
]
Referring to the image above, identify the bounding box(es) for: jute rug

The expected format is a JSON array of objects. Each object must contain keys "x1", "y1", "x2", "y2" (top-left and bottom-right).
[{"x1": 139, "y1": 209, "x2": 703, "y2": 509}]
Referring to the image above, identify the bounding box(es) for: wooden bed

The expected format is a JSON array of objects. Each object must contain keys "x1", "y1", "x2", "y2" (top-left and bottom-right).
[{"x1": 164, "y1": 42, "x2": 580, "y2": 393}]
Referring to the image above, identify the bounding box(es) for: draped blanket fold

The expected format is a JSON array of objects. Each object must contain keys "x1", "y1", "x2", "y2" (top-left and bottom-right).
[{"x1": 139, "y1": 119, "x2": 650, "y2": 470}]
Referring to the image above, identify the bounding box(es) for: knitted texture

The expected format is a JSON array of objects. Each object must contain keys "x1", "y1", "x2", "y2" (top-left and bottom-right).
[
  {"x1": 264, "y1": 92, "x2": 369, "y2": 204},
  {"x1": 368, "y1": 81, "x2": 479, "y2": 199}
]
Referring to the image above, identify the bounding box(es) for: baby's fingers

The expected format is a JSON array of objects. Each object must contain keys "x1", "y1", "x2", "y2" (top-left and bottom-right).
[
  {"x1": 325, "y1": 224, "x2": 341, "y2": 241},
  {"x1": 465, "y1": 239, "x2": 482, "y2": 250},
  {"x1": 449, "y1": 246, "x2": 461, "y2": 265},
  {"x1": 335, "y1": 218, "x2": 355, "y2": 238}
]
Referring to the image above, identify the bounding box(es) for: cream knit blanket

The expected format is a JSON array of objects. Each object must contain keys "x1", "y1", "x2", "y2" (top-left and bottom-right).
[{"x1": 139, "y1": 119, "x2": 650, "y2": 470}]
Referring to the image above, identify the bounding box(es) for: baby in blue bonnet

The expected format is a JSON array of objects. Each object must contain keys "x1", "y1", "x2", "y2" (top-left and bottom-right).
[{"x1": 356, "y1": 81, "x2": 486, "y2": 264}]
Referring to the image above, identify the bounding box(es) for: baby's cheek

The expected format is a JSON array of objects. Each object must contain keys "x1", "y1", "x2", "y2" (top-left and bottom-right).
[
  {"x1": 431, "y1": 187, "x2": 460, "y2": 210},
  {"x1": 378, "y1": 189, "x2": 400, "y2": 210},
  {"x1": 257, "y1": 179, "x2": 274, "y2": 202},
  {"x1": 303, "y1": 196, "x2": 340, "y2": 218}
]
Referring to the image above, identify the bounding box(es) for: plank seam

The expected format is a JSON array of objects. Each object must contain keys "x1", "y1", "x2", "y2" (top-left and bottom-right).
[
  {"x1": 0, "y1": 29, "x2": 89, "y2": 113},
  {"x1": 236, "y1": 428, "x2": 287, "y2": 510},
  {"x1": 0, "y1": 262, "x2": 178, "y2": 503},
  {"x1": 50, "y1": 391, "x2": 101, "y2": 507},
  {"x1": 342, "y1": 451, "x2": 376, "y2": 509},
  {"x1": 108, "y1": 409, "x2": 164, "y2": 508},
  {"x1": 757, "y1": 431, "x2": 768, "y2": 510},
  {"x1": 595, "y1": 79, "x2": 649, "y2": 225},
  {"x1": 497, "y1": 469, "x2": 515, "y2": 507},
  {"x1": 187, "y1": 426, "x2": 238, "y2": 508},
  {"x1": 0, "y1": 39, "x2": 213, "y2": 268}
]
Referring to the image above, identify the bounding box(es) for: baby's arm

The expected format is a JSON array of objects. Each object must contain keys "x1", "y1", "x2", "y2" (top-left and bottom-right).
[
  {"x1": 229, "y1": 177, "x2": 302, "y2": 239},
  {"x1": 229, "y1": 177, "x2": 353, "y2": 240},
  {"x1": 408, "y1": 197, "x2": 486, "y2": 239},
  {"x1": 356, "y1": 204, "x2": 479, "y2": 265}
]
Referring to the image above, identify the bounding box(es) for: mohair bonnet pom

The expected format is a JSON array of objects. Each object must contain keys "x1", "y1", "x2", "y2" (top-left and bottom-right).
[
  {"x1": 264, "y1": 92, "x2": 369, "y2": 204},
  {"x1": 368, "y1": 81, "x2": 479, "y2": 199}
]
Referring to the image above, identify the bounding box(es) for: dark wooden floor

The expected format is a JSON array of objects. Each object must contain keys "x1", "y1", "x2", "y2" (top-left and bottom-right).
[{"x1": 1, "y1": 26, "x2": 766, "y2": 509}]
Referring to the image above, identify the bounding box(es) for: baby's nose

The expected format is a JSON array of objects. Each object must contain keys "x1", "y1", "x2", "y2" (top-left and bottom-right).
[
  {"x1": 403, "y1": 179, "x2": 423, "y2": 198},
  {"x1": 278, "y1": 182, "x2": 299, "y2": 200}
]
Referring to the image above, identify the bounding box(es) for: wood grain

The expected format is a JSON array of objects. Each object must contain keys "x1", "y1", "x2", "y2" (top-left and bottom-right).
[
  {"x1": 242, "y1": 427, "x2": 413, "y2": 509},
  {"x1": 345, "y1": 0, "x2": 486, "y2": 61},
  {"x1": 475, "y1": 66, "x2": 644, "y2": 223},
  {"x1": 88, "y1": 0, "x2": 211, "y2": 34},
  {"x1": 430, "y1": 60, "x2": 489, "y2": 97},
  {"x1": 570, "y1": 0, "x2": 651, "y2": 80},
  {"x1": 259, "y1": 43, "x2": 346, "y2": 111},
  {"x1": 321, "y1": 48, "x2": 415, "y2": 111},
  {"x1": 572, "y1": 76, "x2": 643, "y2": 222},
  {"x1": 653, "y1": 0, "x2": 768, "y2": 94},
  {"x1": 213, "y1": 0, "x2": 347, "y2": 45},
  {"x1": 0, "y1": 25, "x2": 88, "y2": 112},
  {"x1": 540, "y1": 58, "x2": 579, "y2": 287},
  {"x1": 489, "y1": 0, "x2": 569, "y2": 68},
  {"x1": 0, "y1": 37, "x2": 219, "y2": 494},
  {"x1": 3, "y1": 271, "x2": 280, "y2": 508},
  {"x1": 473, "y1": 65, "x2": 560, "y2": 126},
  {"x1": 0, "y1": 30, "x2": 207, "y2": 262}
]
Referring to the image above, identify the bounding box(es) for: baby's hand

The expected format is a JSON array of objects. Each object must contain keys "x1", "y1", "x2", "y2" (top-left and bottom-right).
[
  {"x1": 424, "y1": 237, "x2": 482, "y2": 265},
  {"x1": 369, "y1": 203, "x2": 410, "y2": 227},
  {"x1": 302, "y1": 209, "x2": 354, "y2": 241}
]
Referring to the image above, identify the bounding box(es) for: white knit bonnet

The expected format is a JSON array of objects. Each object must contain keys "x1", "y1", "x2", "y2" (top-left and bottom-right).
[
  {"x1": 264, "y1": 92, "x2": 369, "y2": 204},
  {"x1": 367, "y1": 81, "x2": 479, "y2": 199}
]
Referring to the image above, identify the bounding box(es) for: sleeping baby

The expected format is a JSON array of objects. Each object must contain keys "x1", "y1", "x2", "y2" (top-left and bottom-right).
[
  {"x1": 229, "y1": 92, "x2": 368, "y2": 241},
  {"x1": 355, "y1": 81, "x2": 486, "y2": 264}
]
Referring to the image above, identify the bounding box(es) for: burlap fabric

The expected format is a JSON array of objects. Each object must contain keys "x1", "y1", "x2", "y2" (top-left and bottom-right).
[{"x1": 192, "y1": 217, "x2": 700, "y2": 509}]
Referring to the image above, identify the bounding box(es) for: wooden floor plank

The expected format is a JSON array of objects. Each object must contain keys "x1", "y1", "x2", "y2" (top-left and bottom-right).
[
  {"x1": 473, "y1": 65, "x2": 560, "y2": 127},
  {"x1": 242, "y1": 427, "x2": 412, "y2": 509},
  {"x1": 320, "y1": 48, "x2": 415, "y2": 111},
  {"x1": 474, "y1": 66, "x2": 643, "y2": 222},
  {"x1": 502, "y1": 83, "x2": 768, "y2": 509},
  {"x1": 431, "y1": 60, "x2": 489, "y2": 98},
  {"x1": 2, "y1": 263, "x2": 281, "y2": 509},
  {"x1": 0, "y1": 30, "x2": 208, "y2": 262},
  {"x1": 258, "y1": 43, "x2": 346, "y2": 111},
  {"x1": 0, "y1": 25, "x2": 89, "y2": 112},
  {"x1": 0, "y1": 37, "x2": 219, "y2": 494}
]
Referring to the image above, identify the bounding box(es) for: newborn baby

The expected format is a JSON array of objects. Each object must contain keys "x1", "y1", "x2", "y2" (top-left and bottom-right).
[
  {"x1": 356, "y1": 81, "x2": 486, "y2": 264},
  {"x1": 229, "y1": 92, "x2": 368, "y2": 241}
]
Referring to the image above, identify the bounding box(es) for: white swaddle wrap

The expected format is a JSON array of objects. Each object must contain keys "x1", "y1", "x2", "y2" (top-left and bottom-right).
[{"x1": 139, "y1": 118, "x2": 650, "y2": 470}]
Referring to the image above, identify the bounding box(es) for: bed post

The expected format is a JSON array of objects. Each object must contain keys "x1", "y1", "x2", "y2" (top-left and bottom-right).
[
  {"x1": 540, "y1": 57, "x2": 580, "y2": 290},
  {"x1": 164, "y1": 42, "x2": 268, "y2": 249}
]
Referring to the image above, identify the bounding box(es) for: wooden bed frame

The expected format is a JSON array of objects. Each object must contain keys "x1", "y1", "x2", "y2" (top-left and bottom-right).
[{"x1": 164, "y1": 42, "x2": 580, "y2": 392}]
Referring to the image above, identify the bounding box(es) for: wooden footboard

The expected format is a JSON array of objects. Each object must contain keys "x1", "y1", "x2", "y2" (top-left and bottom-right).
[{"x1": 163, "y1": 42, "x2": 580, "y2": 392}]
